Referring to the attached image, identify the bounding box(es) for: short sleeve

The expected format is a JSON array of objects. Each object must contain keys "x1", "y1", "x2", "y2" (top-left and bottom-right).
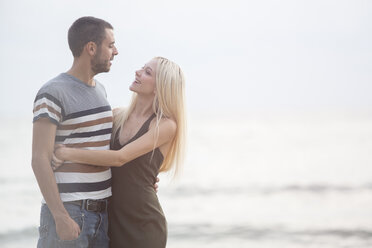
[{"x1": 33, "y1": 92, "x2": 63, "y2": 125}]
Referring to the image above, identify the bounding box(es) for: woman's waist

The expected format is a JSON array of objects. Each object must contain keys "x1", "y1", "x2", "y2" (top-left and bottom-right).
[
  {"x1": 110, "y1": 191, "x2": 163, "y2": 213},
  {"x1": 111, "y1": 184, "x2": 157, "y2": 199},
  {"x1": 112, "y1": 182, "x2": 157, "y2": 192},
  {"x1": 112, "y1": 171, "x2": 158, "y2": 185}
]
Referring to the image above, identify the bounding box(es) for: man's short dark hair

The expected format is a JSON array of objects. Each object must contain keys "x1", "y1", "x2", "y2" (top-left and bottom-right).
[{"x1": 68, "y1": 16, "x2": 113, "y2": 57}]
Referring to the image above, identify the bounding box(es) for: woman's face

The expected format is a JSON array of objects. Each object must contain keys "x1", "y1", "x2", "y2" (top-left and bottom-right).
[{"x1": 130, "y1": 58, "x2": 157, "y2": 95}]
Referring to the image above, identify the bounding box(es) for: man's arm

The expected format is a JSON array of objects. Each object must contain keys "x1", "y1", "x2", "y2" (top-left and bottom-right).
[{"x1": 32, "y1": 118, "x2": 80, "y2": 241}]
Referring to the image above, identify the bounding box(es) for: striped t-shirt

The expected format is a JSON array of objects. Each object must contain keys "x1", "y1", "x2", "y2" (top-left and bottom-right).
[{"x1": 33, "y1": 73, "x2": 113, "y2": 202}]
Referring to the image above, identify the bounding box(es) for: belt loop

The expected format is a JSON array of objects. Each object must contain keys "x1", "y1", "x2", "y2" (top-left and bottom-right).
[{"x1": 81, "y1": 199, "x2": 86, "y2": 211}]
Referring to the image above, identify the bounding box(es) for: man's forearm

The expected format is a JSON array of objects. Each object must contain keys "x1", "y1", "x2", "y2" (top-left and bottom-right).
[{"x1": 32, "y1": 156, "x2": 69, "y2": 219}]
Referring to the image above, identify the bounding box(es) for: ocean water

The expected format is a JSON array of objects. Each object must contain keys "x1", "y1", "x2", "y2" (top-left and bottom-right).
[{"x1": 1, "y1": 111, "x2": 372, "y2": 248}]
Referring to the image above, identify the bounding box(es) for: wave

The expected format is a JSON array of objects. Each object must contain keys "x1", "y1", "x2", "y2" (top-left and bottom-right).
[
  {"x1": 0, "y1": 227, "x2": 37, "y2": 242},
  {"x1": 2, "y1": 224, "x2": 372, "y2": 246},
  {"x1": 3, "y1": 224, "x2": 372, "y2": 240},
  {"x1": 162, "y1": 183, "x2": 372, "y2": 197},
  {"x1": 168, "y1": 223, "x2": 372, "y2": 241}
]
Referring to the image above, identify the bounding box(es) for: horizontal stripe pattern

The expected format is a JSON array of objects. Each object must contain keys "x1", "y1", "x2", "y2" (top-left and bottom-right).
[
  {"x1": 61, "y1": 111, "x2": 113, "y2": 125},
  {"x1": 58, "y1": 117, "x2": 113, "y2": 131},
  {"x1": 58, "y1": 188, "x2": 112, "y2": 202},
  {"x1": 64, "y1": 138, "x2": 110, "y2": 149},
  {"x1": 35, "y1": 75, "x2": 113, "y2": 202},
  {"x1": 64, "y1": 106, "x2": 112, "y2": 122},
  {"x1": 55, "y1": 170, "x2": 112, "y2": 184},
  {"x1": 58, "y1": 178, "x2": 112, "y2": 193},
  {"x1": 42, "y1": 188, "x2": 112, "y2": 203},
  {"x1": 34, "y1": 93, "x2": 63, "y2": 113},
  {"x1": 33, "y1": 94, "x2": 64, "y2": 124},
  {"x1": 55, "y1": 105, "x2": 112, "y2": 199},
  {"x1": 54, "y1": 167, "x2": 112, "y2": 202},
  {"x1": 56, "y1": 128, "x2": 112, "y2": 142},
  {"x1": 55, "y1": 107, "x2": 112, "y2": 150}
]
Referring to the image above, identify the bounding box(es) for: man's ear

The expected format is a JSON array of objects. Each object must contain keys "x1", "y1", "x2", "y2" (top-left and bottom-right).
[{"x1": 85, "y1": 41, "x2": 97, "y2": 56}]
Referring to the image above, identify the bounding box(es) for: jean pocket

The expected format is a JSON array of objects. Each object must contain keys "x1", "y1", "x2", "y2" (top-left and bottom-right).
[
  {"x1": 38, "y1": 224, "x2": 48, "y2": 239},
  {"x1": 57, "y1": 214, "x2": 85, "y2": 243}
]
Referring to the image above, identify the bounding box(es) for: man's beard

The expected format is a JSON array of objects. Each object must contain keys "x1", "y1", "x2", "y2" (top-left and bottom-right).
[{"x1": 91, "y1": 49, "x2": 110, "y2": 74}]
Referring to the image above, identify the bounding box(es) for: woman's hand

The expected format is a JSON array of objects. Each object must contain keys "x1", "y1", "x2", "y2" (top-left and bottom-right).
[
  {"x1": 51, "y1": 144, "x2": 66, "y2": 171},
  {"x1": 154, "y1": 177, "x2": 160, "y2": 193}
]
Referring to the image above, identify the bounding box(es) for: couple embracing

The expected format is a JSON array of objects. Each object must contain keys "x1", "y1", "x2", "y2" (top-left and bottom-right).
[{"x1": 32, "y1": 16, "x2": 185, "y2": 248}]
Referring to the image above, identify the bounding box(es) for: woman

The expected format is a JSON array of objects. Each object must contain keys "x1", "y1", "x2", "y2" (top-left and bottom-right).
[{"x1": 53, "y1": 56, "x2": 186, "y2": 248}]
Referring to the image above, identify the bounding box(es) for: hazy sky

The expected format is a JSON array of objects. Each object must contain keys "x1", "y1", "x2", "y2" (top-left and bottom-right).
[{"x1": 1, "y1": 0, "x2": 371, "y2": 117}]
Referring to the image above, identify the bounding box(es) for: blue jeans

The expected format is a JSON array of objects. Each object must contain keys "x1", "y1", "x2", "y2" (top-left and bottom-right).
[{"x1": 37, "y1": 202, "x2": 109, "y2": 248}]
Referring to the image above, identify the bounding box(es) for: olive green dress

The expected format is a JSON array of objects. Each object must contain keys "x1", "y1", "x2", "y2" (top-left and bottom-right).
[{"x1": 109, "y1": 114, "x2": 167, "y2": 248}]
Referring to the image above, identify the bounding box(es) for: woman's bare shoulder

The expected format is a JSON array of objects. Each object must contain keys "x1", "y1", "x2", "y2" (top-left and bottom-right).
[
  {"x1": 156, "y1": 117, "x2": 177, "y2": 135},
  {"x1": 112, "y1": 107, "x2": 126, "y2": 116}
]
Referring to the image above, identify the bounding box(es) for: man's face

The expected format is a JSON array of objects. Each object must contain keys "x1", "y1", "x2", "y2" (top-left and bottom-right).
[{"x1": 91, "y1": 28, "x2": 118, "y2": 74}]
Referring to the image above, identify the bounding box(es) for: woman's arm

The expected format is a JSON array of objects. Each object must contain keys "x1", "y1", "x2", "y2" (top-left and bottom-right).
[{"x1": 55, "y1": 118, "x2": 176, "y2": 167}]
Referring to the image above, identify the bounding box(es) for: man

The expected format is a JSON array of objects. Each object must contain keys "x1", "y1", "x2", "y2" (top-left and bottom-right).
[{"x1": 32, "y1": 16, "x2": 118, "y2": 247}]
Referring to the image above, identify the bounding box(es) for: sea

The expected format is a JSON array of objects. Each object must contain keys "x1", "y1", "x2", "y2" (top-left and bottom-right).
[{"x1": 1, "y1": 110, "x2": 372, "y2": 248}]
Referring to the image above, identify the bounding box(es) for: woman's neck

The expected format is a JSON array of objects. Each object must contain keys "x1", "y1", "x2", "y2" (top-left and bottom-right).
[{"x1": 131, "y1": 95, "x2": 154, "y2": 118}]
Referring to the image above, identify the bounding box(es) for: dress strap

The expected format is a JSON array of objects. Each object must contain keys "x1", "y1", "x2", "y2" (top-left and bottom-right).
[
  {"x1": 119, "y1": 113, "x2": 157, "y2": 147},
  {"x1": 141, "y1": 113, "x2": 156, "y2": 133}
]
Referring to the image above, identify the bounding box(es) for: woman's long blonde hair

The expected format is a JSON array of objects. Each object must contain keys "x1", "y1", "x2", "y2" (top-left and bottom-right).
[{"x1": 112, "y1": 57, "x2": 186, "y2": 176}]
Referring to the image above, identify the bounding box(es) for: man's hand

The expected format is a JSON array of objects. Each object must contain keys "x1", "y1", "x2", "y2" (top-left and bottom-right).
[{"x1": 55, "y1": 215, "x2": 81, "y2": 241}]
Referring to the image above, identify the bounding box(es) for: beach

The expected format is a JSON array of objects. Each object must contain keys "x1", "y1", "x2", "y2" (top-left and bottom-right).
[{"x1": 1, "y1": 110, "x2": 372, "y2": 248}]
